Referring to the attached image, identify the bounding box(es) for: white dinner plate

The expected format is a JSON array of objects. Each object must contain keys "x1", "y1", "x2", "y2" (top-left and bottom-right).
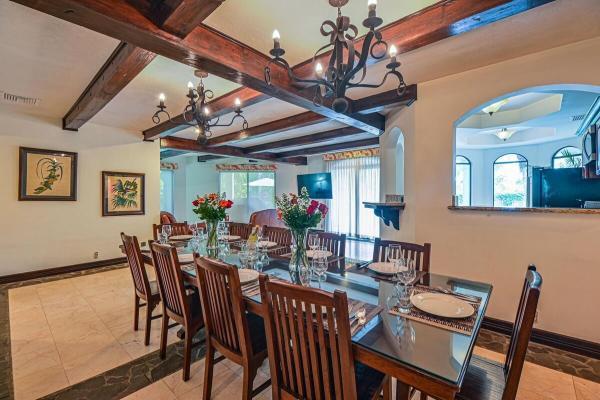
[
  {"x1": 367, "y1": 262, "x2": 407, "y2": 275},
  {"x1": 238, "y1": 268, "x2": 259, "y2": 285},
  {"x1": 170, "y1": 234, "x2": 193, "y2": 241},
  {"x1": 306, "y1": 250, "x2": 333, "y2": 259},
  {"x1": 410, "y1": 292, "x2": 475, "y2": 319},
  {"x1": 224, "y1": 235, "x2": 241, "y2": 241},
  {"x1": 258, "y1": 240, "x2": 278, "y2": 248},
  {"x1": 178, "y1": 253, "x2": 194, "y2": 264}
]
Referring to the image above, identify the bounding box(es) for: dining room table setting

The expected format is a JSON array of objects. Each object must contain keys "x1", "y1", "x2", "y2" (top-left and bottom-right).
[{"x1": 137, "y1": 224, "x2": 493, "y2": 400}]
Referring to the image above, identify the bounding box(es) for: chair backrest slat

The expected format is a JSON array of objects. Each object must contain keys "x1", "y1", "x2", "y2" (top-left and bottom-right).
[
  {"x1": 264, "y1": 226, "x2": 292, "y2": 247},
  {"x1": 372, "y1": 239, "x2": 431, "y2": 272},
  {"x1": 502, "y1": 266, "x2": 542, "y2": 400},
  {"x1": 260, "y1": 275, "x2": 357, "y2": 400},
  {"x1": 121, "y1": 233, "x2": 151, "y2": 298},
  {"x1": 149, "y1": 242, "x2": 189, "y2": 322},
  {"x1": 313, "y1": 231, "x2": 346, "y2": 259},
  {"x1": 195, "y1": 257, "x2": 252, "y2": 357},
  {"x1": 152, "y1": 222, "x2": 192, "y2": 240},
  {"x1": 228, "y1": 222, "x2": 252, "y2": 240}
]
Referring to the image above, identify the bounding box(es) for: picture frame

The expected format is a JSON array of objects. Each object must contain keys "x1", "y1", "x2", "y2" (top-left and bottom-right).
[
  {"x1": 18, "y1": 147, "x2": 78, "y2": 201},
  {"x1": 102, "y1": 171, "x2": 145, "y2": 216}
]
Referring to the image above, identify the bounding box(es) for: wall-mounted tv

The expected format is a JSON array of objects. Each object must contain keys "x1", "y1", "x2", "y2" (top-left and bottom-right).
[{"x1": 297, "y1": 173, "x2": 332, "y2": 199}]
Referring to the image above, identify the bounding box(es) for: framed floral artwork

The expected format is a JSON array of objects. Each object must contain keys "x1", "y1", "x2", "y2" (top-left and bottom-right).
[
  {"x1": 102, "y1": 171, "x2": 145, "y2": 216},
  {"x1": 19, "y1": 147, "x2": 78, "y2": 201}
]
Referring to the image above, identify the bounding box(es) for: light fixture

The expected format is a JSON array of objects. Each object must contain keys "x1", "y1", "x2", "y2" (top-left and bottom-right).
[
  {"x1": 495, "y1": 128, "x2": 516, "y2": 141},
  {"x1": 482, "y1": 98, "x2": 509, "y2": 116},
  {"x1": 265, "y1": 0, "x2": 407, "y2": 114},
  {"x1": 152, "y1": 70, "x2": 249, "y2": 144}
]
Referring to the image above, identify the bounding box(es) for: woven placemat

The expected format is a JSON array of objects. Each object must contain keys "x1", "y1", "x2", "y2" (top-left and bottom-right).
[{"x1": 389, "y1": 285, "x2": 481, "y2": 335}]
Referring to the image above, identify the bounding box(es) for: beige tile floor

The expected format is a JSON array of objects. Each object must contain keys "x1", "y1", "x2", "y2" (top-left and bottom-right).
[
  {"x1": 8, "y1": 267, "x2": 600, "y2": 400},
  {"x1": 8, "y1": 266, "x2": 179, "y2": 400}
]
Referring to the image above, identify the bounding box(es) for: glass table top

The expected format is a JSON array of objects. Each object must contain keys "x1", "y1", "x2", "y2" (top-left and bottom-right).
[{"x1": 147, "y1": 241, "x2": 493, "y2": 385}]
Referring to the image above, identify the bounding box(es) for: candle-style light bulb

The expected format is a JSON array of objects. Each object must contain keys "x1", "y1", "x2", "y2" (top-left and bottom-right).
[
  {"x1": 187, "y1": 81, "x2": 194, "y2": 89},
  {"x1": 234, "y1": 98, "x2": 242, "y2": 110},
  {"x1": 315, "y1": 62, "x2": 324, "y2": 77},
  {"x1": 368, "y1": 0, "x2": 377, "y2": 10},
  {"x1": 203, "y1": 106, "x2": 210, "y2": 115},
  {"x1": 272, "y1": 29, "x2": 281, "y2": 42},
  {"x1": 195, "y1": 127, "x2": 200, "y2": 134},
  {"x1": 389, "y1": 44, "x2": 398, "y2": 58},
  {"x1": 158, "y1": 93, "x2": 166, "y2": 106}
]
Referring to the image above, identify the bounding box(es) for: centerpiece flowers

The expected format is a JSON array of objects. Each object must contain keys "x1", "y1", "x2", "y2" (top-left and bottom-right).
[
  {"x1": 276, "y1": 187, "x2": 328, "y2": 283},
  {"x1": 192, "y1": 193, "x2": 233, "y2": 250}
]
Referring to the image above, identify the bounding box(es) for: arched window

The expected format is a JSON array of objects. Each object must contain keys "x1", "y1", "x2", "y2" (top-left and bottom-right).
[
  {"x1": 552, "y1": 146, "x2": 582, "y2": 168},
  {"x1": 455, "y1": 156, "x2": 471, "y2": 206},
  {"x1": 494, "y1": 154, "x2": 528, "y2": 207}
]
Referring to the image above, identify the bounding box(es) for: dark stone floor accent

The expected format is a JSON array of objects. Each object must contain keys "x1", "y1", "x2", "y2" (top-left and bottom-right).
[
  {"x1": 476, "y1": 329, "x2": 600, "y2": 383},
  {"x1": 0, "y1": 287, "x2": 13, "y2": 400},
  {"x1": 39, "y1": 332, "x2": 205, "y2": 400}
]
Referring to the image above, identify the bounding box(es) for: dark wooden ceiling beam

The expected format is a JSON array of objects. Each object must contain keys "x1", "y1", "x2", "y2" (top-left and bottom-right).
[
  {"x1": 63, "y1": 42, "x2": 156, "y2": 131},
  {"x1": 350, "y1": 85, "x2": 417, "y2": 115},
  {"x1": 11, "y1": 0, "x2": 383, "y2": 135},
  {"x1": 197, "y1": 154, "x2": 226, "y2": 162},
  {"x1": 62, "y1": 0, "x2": 225, "y2": 131},
  {"x1": 161, "y1": 137, "x2": 307, "y2": 165},
  {"x1": 143, "y1": 87, "x2": 267, "y2": 140},
  {"x1": 207, "y1": 111, "x2": 326, "y2": 146},
  {"x1": 276, "y1": 137, "x2": 380, "y2": 158},
  {"x1": 244, "y1": 126, "x2": 364, "y2": 154},
  {"x1": 292, "y1": 0, "x2": 556, "y2": 79},
  {"x1": 159, "y1": 149, "x2": 187, "y2": 159}
]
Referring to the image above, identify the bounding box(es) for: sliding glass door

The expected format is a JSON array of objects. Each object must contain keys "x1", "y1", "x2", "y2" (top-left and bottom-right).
[{"x1": 326, "y1": 156, "x2": 380, "y2": 238}]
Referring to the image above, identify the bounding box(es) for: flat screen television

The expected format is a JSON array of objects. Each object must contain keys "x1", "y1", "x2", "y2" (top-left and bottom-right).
[{"x1": 297, "y1": 173, "x2": 332, "y2": 199}]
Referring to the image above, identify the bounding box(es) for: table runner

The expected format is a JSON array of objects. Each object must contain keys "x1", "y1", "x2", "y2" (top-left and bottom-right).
[{"x1": 389, "y1": 285, "x2": 481, "y2": 335}]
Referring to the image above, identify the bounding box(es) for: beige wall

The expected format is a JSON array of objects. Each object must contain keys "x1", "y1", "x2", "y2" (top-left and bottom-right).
[
  {"x1": 383, "y1": 37, "x2": 600, "y2": 342},
  {"x1": 0, "y1": 111, "x2": 160, "y2": 276}
]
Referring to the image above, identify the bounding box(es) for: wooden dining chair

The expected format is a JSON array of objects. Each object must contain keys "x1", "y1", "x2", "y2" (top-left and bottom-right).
[
  {"x1": 194, "y1": 256, "x2": 270, "y2": 400},
  {"x1": 152, "y1": 222, "x2": 192, "y2": 240},
  {"x1": 121, "y1": 233, "x2": 162, "y2": 346},
  {"x1": 263, "y1": 226, "x2": 292, "y2": 256},
  {"x1": 415, "y1": 266, "x2": 542, "y2": 400},
  {"x1": 228, "y1": 222, "x2": 252, "y2": 240},
  {"x1": 259, "y1": 275, "x2": 391, "y2": 400},
  {"x1": 312, "y1": 231, "x2": 347, "y2": 274},
  {"x1": 372, "y1": 239, "x2": 431, "y2": 272},
  {"x1": 149, "y1": 242, "x2": 204, "y2": 381}
]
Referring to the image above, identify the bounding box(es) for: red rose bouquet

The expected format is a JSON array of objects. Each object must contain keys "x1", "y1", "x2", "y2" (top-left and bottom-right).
[{"x1": 192, "y1": 193, "x2": 233, "y2": 250}]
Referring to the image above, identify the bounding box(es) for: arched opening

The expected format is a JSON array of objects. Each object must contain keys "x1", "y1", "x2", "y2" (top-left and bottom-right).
[{"x1": 453, "y1": 84, "x2": 600, "y2": 208}]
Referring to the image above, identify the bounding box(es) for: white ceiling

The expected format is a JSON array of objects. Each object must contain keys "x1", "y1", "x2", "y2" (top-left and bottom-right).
[
  {"x1": 1, "y1": 0, "x2": 600, "y2": 153},
  {"x1": 204, "y1": 0, "x2": 440, "y2": 66},
  {"x1": 456, "y1": 89, "x2": 600, "y2": 149}
]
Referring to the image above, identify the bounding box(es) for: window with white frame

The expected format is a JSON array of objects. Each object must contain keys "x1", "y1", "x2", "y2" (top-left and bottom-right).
[
  {"x1": 219, "y1": 171, "x2": 275, "y2": 221},
  {"x1": 552, "y1": 146, "x2": 583, "y2": 168},
  {"x1": 493, "y1": 153, "x2": 528, "y2": 207},
  {"x1": 455, "y1": 155, "x2": 471, "y2": 206}
]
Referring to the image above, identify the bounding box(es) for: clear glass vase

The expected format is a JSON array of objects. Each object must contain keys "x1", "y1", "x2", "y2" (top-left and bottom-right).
[
  {"x1": 206, "y1": 219, "x2": 219, "y2": 251},
  {"x1": 289, "y1": 228, "x2": 310, "y2": 285}
]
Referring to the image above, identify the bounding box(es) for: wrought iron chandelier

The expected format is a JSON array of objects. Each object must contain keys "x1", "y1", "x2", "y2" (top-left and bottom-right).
[
  {"x1": 265, "y1": 0, "x2": 406, "y2": 114},
  {"x1": 152, "y1": 70, "x2": 249, "y2": 144}
]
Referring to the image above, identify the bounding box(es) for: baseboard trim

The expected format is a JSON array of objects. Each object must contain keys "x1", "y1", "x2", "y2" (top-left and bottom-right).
[
  {"x1": 483, "y1": 316, "x2": 600, "y2": 360},
  {"x1": 0, "y1": 257, "x2": 127, "y2": 285}
]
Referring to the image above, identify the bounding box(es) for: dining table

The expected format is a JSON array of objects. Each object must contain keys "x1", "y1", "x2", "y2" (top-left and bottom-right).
[{"x1": 139, "y1": 240, "x2": 493, "y2": 400}]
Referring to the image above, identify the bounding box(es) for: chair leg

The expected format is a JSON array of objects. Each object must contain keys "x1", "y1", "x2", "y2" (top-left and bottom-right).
[
  {"x1": 242, "y1": 364, "x2": 257, "y2": 400},
  {"x1": 203, "y1": 341, "x2": 215, "y2": 400},
  {"x1": 133, "y1": 294, "x2": 140, "y2": 331},
  {"x1": 182, "y1": 327, "x2": 193, "y2": 381},
  {"x1": 395, "y1": 380, "x2": 410, "y2": 400},
  {"x1": 144, "y1": 302, "x2": 153, "y2": 346},
  {"x1": 382, "y1": 376, "x2": 391, "y2": 400},
  {"x1": 159, "y1": 313, "x2": 169, "y2": 360}
]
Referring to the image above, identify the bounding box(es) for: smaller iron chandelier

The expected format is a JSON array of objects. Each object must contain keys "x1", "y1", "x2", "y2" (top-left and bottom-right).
[
  {"x1": 265, "y1": 0, "x2": 406, "y2": 114},
  {"x1": 152, "y1": 70, "x2": 249, "y2": 144}
]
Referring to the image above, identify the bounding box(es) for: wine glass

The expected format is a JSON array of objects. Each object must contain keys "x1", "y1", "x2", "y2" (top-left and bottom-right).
[
  {"x1": 396, "y1": 258, "x2": 417, "y2": 313},
  {"x1": 313, "y1": 248, "x2": 328, "y2": 288},
  {"x1": 308, "y1": 233, "x2": 320, "y2": 251},
  {"x1": 387, "y1": 244, "x2": 402, "y2": 265},
  {"x1": 162, "y1": 225, "x2": 172, "y2": 239}
]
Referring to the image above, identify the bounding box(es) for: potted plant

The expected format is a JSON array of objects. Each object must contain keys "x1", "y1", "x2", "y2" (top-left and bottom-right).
[
  {"x1": 276, "y1": 187, "x2": 328, "y2": 283},
  {"x1": 192, "y1": 193, "x2": 233, "y2": 250}
]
